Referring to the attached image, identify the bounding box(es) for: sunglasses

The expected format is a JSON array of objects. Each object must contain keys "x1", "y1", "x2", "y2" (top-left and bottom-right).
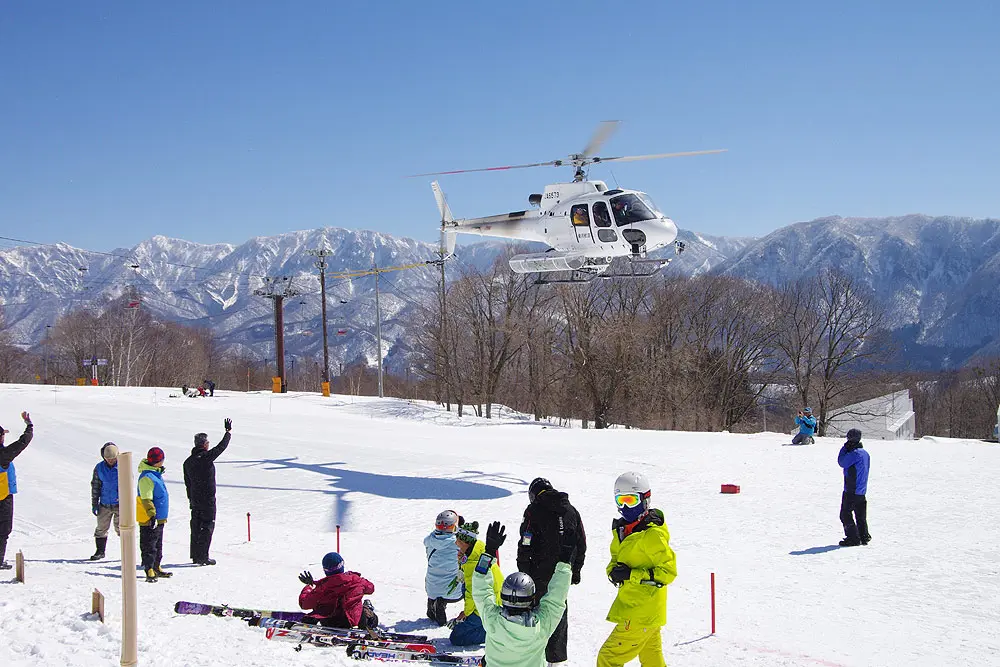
[{"x1": 615, "y1": 493, "x2": 643, "y2": 508}]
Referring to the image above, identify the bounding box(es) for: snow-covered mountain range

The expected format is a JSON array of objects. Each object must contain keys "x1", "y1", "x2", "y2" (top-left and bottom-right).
[{"x1": 1, "y1": 214, "x2": 997, "y2": 370}]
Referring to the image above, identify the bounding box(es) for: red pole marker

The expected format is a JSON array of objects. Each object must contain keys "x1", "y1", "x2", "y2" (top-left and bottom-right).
[
  {"x1": 247, "y1": 513, "x2": 251, "y2": 542},
  {"x1": 711, "y1": 572, "x2": 716, "y2": 634},
  {"x1": 336, "y1": 525, "x2": 341, "y2": 552}
]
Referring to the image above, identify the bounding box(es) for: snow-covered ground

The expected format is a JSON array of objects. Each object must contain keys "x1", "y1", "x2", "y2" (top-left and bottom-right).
[{"x1": 1, "y1": 384, "x2": 998, "y2": 666}]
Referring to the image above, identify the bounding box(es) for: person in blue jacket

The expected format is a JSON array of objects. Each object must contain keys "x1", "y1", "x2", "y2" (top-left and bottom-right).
[
  {"x1": 424, "y1": 509, "x2": 463, "y2": 626},
  {"x1": 792, "y1": 407, "x2": 818, "y2": 445},
  {"x1": 89, "y1": 442, "x2": 120, "y2": 561},
  {"x1": 837, "y1": 428, "x2": 871, "y2": 547}
]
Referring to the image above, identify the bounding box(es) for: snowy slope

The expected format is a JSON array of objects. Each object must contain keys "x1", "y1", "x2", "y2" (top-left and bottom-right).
[{"x1": 1, "y1": 384, "x2": 998, "y2": 666}]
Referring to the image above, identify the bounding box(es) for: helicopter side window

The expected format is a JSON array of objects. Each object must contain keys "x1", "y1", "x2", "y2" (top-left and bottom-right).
[
  {"x1": 571, "y1": 204, "x2": 590, "y2": 227},
  {"x1": 610, "y1": 194, "x2": 656, "y2": 226},
  {"x1": 592, "y1": 201, "x2": 612, "y2": 228}
]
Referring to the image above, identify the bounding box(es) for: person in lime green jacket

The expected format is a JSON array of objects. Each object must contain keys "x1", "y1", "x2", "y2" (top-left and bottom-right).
[
  {"x1": 598, "y1": 472, "x2": 677, "y2": 667},
  {"x1": 451, "y1": 521, "x2": 503, "y2": 646},
  {"x1": 472, "y1": 520, "x2": 577, "y2": 667}
]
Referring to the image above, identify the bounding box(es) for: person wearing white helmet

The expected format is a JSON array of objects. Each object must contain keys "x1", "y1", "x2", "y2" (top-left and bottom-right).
[
  {"x1": 597, "y1": 472, "x2": 677, "y2": 667},
  {"x1": 424, "y1": 509, "x2": 463, "y2": 625},
  {"x1": 471, "y1": 520, "x2": 578, "y2": 667},
  {"x1": 792, "y1": 407, "x2": 818, "y2": 445}
]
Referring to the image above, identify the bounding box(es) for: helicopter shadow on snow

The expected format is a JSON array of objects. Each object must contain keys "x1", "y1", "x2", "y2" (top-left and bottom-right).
[{"x1": 220, "y1": 458, "x2": 521, "y2": 530}]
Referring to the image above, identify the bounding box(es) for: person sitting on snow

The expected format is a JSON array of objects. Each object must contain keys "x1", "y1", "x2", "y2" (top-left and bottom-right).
[
  {"x1": 792, "y1": 407, "x2": 818, "y2": 445},
  {"x1": 451, "y1": 520, "x2": 504, "y2": 645},
  {"x1": 298, "y1": 552, "x2": 378, "y2": 632},
  {"x1": 425, "y1": 509, "x2": 463, "y2": 626}
]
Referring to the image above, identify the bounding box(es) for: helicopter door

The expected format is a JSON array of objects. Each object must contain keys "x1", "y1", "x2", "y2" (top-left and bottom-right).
[
  {"x1": 592, "y1": 201, "x2": 618, "y2": 245},
  {"x1": 570, "y1": 204, "x2": 594, "y2": 244}
]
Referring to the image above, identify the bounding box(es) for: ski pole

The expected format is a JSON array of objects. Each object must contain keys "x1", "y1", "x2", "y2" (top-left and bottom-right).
[
  {"x1": 247, "y1": 512, "x2": 251, "y2": 542},
  {"x1": 711, "y1": 572, "x2": 716, "y2": 634},
  {"x1": 336, "y1": 524, "x2": 340, "y2": 552}
]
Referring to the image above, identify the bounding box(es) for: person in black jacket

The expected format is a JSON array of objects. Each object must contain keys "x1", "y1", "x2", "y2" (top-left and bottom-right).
[
  {"x1": 183, "y1": 418, "x2": 232, "y2": 565},
  {"x1": 516, "y1": 477, "x2": 587, "y2": 664},
  {"x1": 0, "y1": 411, "x2": 32, "y2": 570}
]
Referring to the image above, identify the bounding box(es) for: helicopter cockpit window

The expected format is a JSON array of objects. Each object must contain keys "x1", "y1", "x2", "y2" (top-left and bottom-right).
[
  {"x1": 593, "y1": 201, "x2": 612, "y2": 228},
  {"x1": 571, "y1": 204, "x2": 590, "y2": 227},
  {"x1": 637, "y1": 193, "x2": 661, "y2": 216},
  {"x1": 610, "y1": 194, "x2": 656, "y2": 226}
]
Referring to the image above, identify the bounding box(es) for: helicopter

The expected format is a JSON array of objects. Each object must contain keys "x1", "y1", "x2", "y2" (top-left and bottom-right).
[{"x1": 415, "y1": 121, "x2": 725, "y2": 283}]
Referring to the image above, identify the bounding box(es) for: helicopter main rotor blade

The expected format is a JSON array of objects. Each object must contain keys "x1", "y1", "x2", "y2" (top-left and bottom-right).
[
  {"x1": 408, "y1": 160, "x2": 560, "y2": 178},
  {"x1": 581, "y1": 120, "x2": 622, "y2": 158},
  {"x1": 593, "y1": 149, "x2": 728, "y2": 164}
]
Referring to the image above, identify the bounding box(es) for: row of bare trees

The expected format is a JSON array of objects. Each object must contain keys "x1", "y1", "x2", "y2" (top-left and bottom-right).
[{"x1": 412, "y1": 254, "x2": 897, "y2": 433}]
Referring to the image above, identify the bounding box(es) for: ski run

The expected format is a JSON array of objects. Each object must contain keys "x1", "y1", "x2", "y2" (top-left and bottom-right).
[{"x1": 1, "y1": 384, "x2": 998, "y2": 666}]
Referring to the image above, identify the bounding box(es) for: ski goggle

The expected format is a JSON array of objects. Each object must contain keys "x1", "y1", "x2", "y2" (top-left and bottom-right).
[{"x1": 615, "y1": 493, "x2": 643, "y2": 509}]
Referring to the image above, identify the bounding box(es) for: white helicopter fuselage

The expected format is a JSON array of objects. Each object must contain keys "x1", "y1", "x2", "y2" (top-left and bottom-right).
[{"x1": 445, "y1": 180, "x2": 678, "y2": 272}]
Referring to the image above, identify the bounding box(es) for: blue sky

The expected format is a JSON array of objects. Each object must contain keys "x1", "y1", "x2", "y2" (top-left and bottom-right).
[{"x1": 1, "y1": 1, "x2": 997, "y2": 252}]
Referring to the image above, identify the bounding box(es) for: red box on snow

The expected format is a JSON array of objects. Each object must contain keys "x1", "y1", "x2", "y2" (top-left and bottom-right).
[{"x1": 720, "y1": 484, "x2": 740, "y2": 494}]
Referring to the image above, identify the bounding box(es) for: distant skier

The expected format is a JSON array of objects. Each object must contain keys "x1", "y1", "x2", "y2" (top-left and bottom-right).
[
  {"x1": 792, "y1": 407, "x2": 818, "y2": 445},
  {"x1": 452, "y1": 520, "x2": 504, "y2": 646},
  {"x1": 472, "y1": 520, "x2": 577, "y2": 667},
  {"x1": 89, "y1": 442, "x2": 120, "y2": 561},
  {"x1": 0, "y1": 411, "x2": 33, "y2": 570},
  {"x1": 298, "y1": 552, "x2": 378, "y2": 632},
  {"x1": 517, "y1": 477, "x2": 587, "y2": 664},
  {"x1": 136, "y1": 447, "x2": 172, "y2": 582},
  {"x1": 837, "y1": 428, "x2": 871, "y2": 547},
  {"x1": 424, "y1": 509, "x2": 463, "y2": 626},
  {"x1": 183, "y1": 418, "x2": 232, "y2": 566},
  {"x1": 597, "y1": 472, "x2": 677, "y2": 667}
]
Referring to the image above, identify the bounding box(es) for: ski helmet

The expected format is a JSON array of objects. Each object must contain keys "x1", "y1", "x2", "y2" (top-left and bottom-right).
[
  {"x1": 500, "y1": 572, "x2": 536, "y2": 611},
  {"x1": 614, "y1": 471, "x2": 651, "y2": 522},
  {"x1": 528, "y1": 477, "x2": 553, "y2": 503},
  {"x1": 803, "y1": 407, "x2": 813, "y2": 415},
  {"x1": 322, "y1": 552, "x2": 345, "y2": 575},
  {"x1": 435, "y1": 510, "x2": 459, "y2": 532}
]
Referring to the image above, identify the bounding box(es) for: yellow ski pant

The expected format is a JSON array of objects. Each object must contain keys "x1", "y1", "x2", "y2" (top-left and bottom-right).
[{"x1": 597, "y1": 623, "x2": 666, "y2": 667}]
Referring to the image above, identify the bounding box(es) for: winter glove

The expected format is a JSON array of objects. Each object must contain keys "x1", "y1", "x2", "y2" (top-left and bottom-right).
[
  {"x1": 609, "y1": 563, "x2": 632, "y2": 585},
  {"x1": 224, "y1": 417, "x2": 232, "y2": 432},
  {"x1": 557, "y1": 514, "x2": 577, "y2": 564},
  {"x1": 572, "y1": 570, "x2": 581, "y2": 585},
  {"x1": 143, "y1": 517, "x2": 157, "y2": 528},
  {"x1": 92, "y1": 506, "x2": 99, "y2": 516},
  {"x1": 21, "y1": 411, "x2": 31, "y2": 427},
  {"x1": 484, "y1": 521, "x2": 506, "y2": 557},
  {"x1": 298, "y1": 570, "x2": 315, "y2": 585}
]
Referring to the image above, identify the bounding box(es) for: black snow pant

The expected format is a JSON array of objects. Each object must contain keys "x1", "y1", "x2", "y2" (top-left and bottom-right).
[
  {"x1": 140, "y1": 522, "x2": 164, "y2": 571},
  {"x1": 0, "y1": 495, "x2": 13, "y2": 564},
  {"x1": 840, "y1": 492, "x2": 869, "y2": 542},
  {"x1": 189, "y1": 506, "x2": 217, "y2": 562},
  {"x1": 545, "y1": 605, "x2": 569, "y2": 663}
]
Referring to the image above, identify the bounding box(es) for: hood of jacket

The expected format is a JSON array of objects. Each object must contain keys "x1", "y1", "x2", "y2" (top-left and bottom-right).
[
  {"x1": 535, "y1": 489, "x2": 571, "y2": 513},
  {"x1": 139, "y1": 460, "x2": 165, "y2": 474}
]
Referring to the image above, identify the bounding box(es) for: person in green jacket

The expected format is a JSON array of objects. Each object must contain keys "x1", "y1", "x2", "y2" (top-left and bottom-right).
[
  {"x1": 598, "y1": 472, "x2": 677, "y2": 667},
  {"x1": 472, "y1": 520, "x2": 577, "y2": 667}
]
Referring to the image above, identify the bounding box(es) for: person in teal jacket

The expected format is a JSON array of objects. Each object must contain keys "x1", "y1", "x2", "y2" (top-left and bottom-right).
[
  {"x1": 792, "y1": 407, "x2": 818, "y2": 445},
  {"x1": 471, "y1": 520, "x2": 577, "y2": 667}
]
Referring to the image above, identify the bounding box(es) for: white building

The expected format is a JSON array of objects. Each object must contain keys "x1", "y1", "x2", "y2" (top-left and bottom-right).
[{"x1": 826, "y1": 390, "x2": 916, "y2": 441}]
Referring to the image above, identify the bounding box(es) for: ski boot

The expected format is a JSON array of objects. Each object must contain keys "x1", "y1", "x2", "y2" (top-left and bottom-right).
[{"x1": 145, "y1": 568, "x2": 158, "y2": 583}]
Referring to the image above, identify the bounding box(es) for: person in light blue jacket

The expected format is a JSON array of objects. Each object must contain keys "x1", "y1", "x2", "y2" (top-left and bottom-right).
[
  {"x1": 424, "y1": 509, "x2": 463, "y2": 625},
  {"x1": 792, "y1": 407, "x2": 818, "y2": 445}
]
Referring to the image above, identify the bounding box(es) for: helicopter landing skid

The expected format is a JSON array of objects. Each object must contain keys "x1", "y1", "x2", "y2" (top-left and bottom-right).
[{"x1": 532, "y1": 256, "x2": 670, "y2": 285}]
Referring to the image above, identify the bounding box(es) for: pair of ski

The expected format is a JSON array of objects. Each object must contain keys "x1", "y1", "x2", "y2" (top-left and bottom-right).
[
  {"x1": 252, "y1": 616, "x2": 434, "y2": 653},
  {"x1": 175, "y1": 601, "x2": 482, "y2": 664}
]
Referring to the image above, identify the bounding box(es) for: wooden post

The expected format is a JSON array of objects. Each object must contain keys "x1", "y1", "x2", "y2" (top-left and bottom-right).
[
  {"x1": 117, "y1": 451, "x2": 138, "y2": 667},
  {"x1": 14, "y1": 550, "x2": 24, "y2": 583},
  {"x1": 92, "y1": 589, "x2": 105, "y2": 623}
]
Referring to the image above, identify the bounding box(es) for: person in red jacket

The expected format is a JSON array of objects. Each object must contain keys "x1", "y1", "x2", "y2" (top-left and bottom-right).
[{"x1": 298, "y1": 552, "x2": 378, "y2": 632}]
